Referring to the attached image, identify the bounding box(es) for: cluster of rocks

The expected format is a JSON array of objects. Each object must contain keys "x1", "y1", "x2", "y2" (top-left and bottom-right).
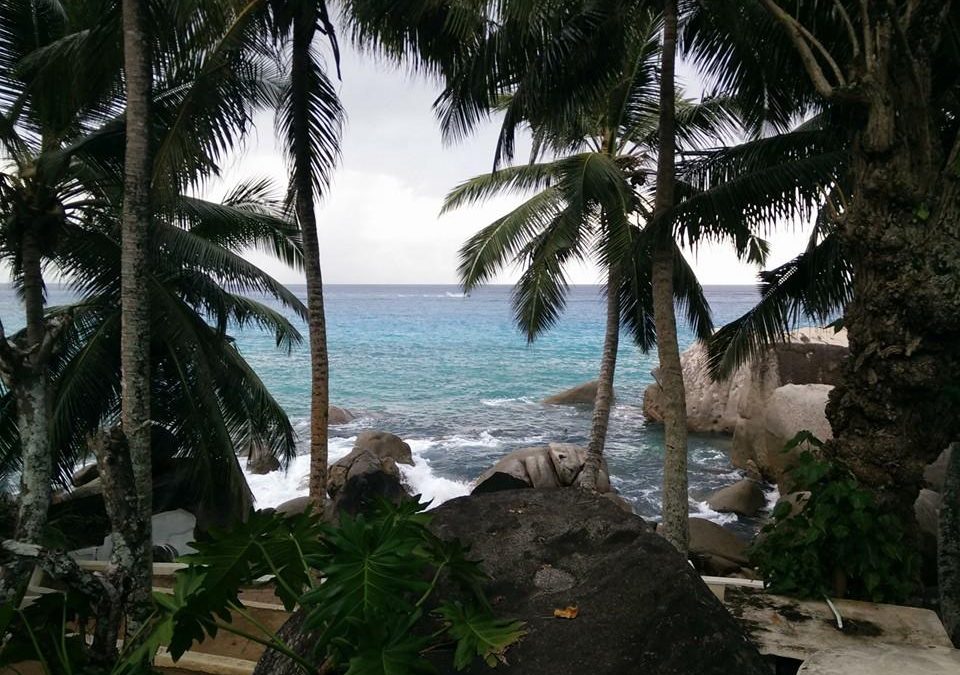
[
  {"x1": 643, "y1": 327, "x2": 846, "y2": 490},
  {"x1": 276, "y1": 429, "x2": 414, "y2": 518}
]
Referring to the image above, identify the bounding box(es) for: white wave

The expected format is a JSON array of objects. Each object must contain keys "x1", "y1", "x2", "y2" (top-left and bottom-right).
[
  {"x1": 399, "y1": 461, "x2": 470, "y2": 507},
  {"x1": 690, "y1": 499, "x2": 738, "y2": 526},
  {"x1": 480, "y1": 396, "x2": 537, "y2": 407},
  {"x1": 243, "y1": 435, "x2": 468, "y2": 511},
  {"x1": 763, "y1": 484, "x2": 781, "y2": 514}
]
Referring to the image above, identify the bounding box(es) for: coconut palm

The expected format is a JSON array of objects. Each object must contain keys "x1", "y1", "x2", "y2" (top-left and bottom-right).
[
  {"x1": 651, "y1": 0, "x2": 689, "y2": 552},
  {"x1": 0, "y1": 178, "x2": 304, "y2": 498},
  {"x1": 683, "y1": 0, "x2": 960, "y2": 527},
  {"x1": 443, "y1": 13, "x2": 758, "y2": 508},
  {"x1": 251, "y1": 0, "x2": 343, "y2": 512},
  {"x1": 118, "y1": 0, "x2": 155, "y2": 629},
  {"x1": 0, "y1": 0, "x2": 284, "y2": 604}
]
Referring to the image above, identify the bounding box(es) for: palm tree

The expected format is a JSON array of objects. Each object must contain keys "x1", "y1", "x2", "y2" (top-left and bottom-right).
[
  {"x1": 0, "y1": 0, "x2": 124, "y2": 604},
  {"x1": 267, "y1": 0, "x2": 344, "y2": 511},
  {"x1": 651, "y1": 0, "x2": 689, "y2": 552},
  {"x1": 0, "y1": 177, "x2": 306, "y2": 510},
  {"x1": 0, "y1": 0, "x2": 286, "y2": 606},
  {"x1": 684, "y1": 0, "x2": 960, "y2": 529},
  {"x1": 117, "y1": 0, "x2": 154, "y2": 629},
  {"x1": 443, "y1": 15, "x2": 752, "y2": 498}
]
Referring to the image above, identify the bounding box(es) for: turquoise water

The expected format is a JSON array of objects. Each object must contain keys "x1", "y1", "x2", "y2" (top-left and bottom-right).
[
  {"x1": 0, "y1": 284, "x2": 770, "y2": 527},
  {"x1": 235, "y1": 284, "x2": 767, "y2": 526}
]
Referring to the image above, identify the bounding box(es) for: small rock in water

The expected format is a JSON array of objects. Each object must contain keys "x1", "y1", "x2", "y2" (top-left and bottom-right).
[
  {"x1": 706, "y1": 478, "x2": 766, "y2": 517},
  {"x1": 329, "y1": 405, "x2": 355, "y2": 426},
  {"x1": 543, "y1": 380, "x2": 604, "y2": 405}
]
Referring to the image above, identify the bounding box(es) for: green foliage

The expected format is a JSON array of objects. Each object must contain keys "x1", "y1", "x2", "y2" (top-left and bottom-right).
[
  {"x1": 0, "y1": 591, "x2": 163, "y2": 675},
  {"x1": 750, "y1": 432, "x2": 918, "y2": 603},
  {"x1": 3, "y1": 500, "x2": 523, "y2": 673},
  {"x1": 159, "y1": 499, "x2": 524, "y2": 673}
]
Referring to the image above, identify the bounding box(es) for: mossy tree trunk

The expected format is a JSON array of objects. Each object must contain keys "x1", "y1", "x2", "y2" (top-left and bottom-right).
[{"x1": 821, "y1": 6, "x2": 960, "y2": 519}]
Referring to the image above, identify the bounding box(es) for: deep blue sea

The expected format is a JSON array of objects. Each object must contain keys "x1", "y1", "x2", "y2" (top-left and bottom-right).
[{"x1": 0, "y1": 284, "x2": 771, "y2": 530}]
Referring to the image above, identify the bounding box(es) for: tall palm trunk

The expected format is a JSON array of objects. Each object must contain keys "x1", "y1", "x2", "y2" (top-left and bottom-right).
[
  {"x1": 117, "y1": 0, "x2": 153, "y2": 631},
  {"x1": 652, "y1": 0, "x2": 689, "y2": 554},
  {"x1": 291, "y1": 10, "x2": 331, "y2": 511},
  {"x1": 582, "y1": 265, "x2": 621, "y2": 490}
]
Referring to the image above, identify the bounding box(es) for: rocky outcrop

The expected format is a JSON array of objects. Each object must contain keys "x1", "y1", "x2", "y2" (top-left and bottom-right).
[
  {"x1": 326, "y1": 431, "x2": 413, "y2": 515},
  {"x1": 427, "y1": 490, "x2": 769, "y2": 674},
  {"x1": 643, "y1": 327, "x2": 847, "y2": 487},
  {"x1": 543, "y1": 380, "x2": 603, "y2": 405},
  {"x1": 473, "y1": 443, "x2": 611, "y2": 493},
  {"x1": 681, "y1": 517, "x2": 751, "y2": 577},
  {"x1": 706, "y1": 479, "x2": 766, "y2": 517},
  {"x1": 51, "y1": 457, "x2": 251, "y2": 548},
  {"x1": 757, "y1": 384, "x2": 834, "y2": 489},
  {"x1": 246, "y1": 442, "x2": 281, "y2": 475},
  {"x1": 329, "y1": 405, "x2": 355, "y2": 425}
]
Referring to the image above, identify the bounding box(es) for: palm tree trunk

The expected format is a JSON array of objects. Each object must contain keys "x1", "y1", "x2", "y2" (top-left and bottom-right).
[
  {"x1": 14, "y1": 229, "x2": 50, "y2": 546},
  {"x1": 118, "y1": 0, "x2": 154, "y2": 633},
  {"x1": 291, "y1": 10, "x2": 330, "y2": 512},
  {"x1": 581, "y1": 266, "x2": 620, "y2": 490},
  {"x1": 0, "y1": 229, "x2": 53, "y2": 605},
  {"x1": 652, "y1": 0, "x2": 689, "y2": 555}
]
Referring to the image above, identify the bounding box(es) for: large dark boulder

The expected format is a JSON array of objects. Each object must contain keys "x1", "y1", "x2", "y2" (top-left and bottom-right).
[
  {"x1": 254, "y1": 490, "x2": 769, "y2": 675},
  {"x1": 428, "y1": 490, "x2": 769, "y2": 674}
]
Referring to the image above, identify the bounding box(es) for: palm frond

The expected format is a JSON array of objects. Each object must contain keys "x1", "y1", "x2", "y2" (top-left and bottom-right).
[{"x1": 705, "y1": 230, "x2": 850, "y2": 379}]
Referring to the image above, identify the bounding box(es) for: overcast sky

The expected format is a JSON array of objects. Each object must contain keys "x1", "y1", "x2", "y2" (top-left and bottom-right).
[{"x1": 213, "y1": 41, "x2": 813, "y2": 286}]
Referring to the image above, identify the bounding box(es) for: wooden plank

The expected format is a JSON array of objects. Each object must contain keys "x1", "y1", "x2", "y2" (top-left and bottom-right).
[{"x1": 724, "y1": 586, "x2": 954, "y2": 662}]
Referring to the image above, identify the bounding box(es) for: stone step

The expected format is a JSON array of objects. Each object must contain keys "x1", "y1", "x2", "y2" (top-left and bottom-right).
[{"x1": 156, "y1": 648, "x2": 257, "y2": 675}]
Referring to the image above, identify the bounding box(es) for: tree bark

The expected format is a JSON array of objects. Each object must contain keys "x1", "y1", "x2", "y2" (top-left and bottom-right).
[
  {"x1": 0, "y1": 230, "x2": 54, "y2": 606},
  {"x1": 940, "y1": 444, "x2": 960, "y2": 646},
  {"x1": 291, "y1": 9, "x2": 331, "y2": 512},
  {"x1": 12, "y1": 229, "x2": 51, "y2": 550},
  {"x1": 652, "y1": 0, "x2": 689, "y2": 555},
  {"x1": 824, "y1": 6, "x2": 960, "y2": 521},
  {"x1": 581, "y1": 265, "x2": 621, "y2": 490},
  {"x1": 119, "y1": 0, "x2": 154, "y2": 633}
]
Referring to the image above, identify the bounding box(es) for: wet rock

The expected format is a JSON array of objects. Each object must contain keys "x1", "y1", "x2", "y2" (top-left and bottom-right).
[
  {"x1": 543, "y1": 380, "x2": 603, "y2": 405},
  {"x1": 329, "y1": 405, "x2": 355, "y2": 426},
  {"x1": 706, "y1": 479, "x2": 767, "y2": 517},
  {"x1": 473, "y1": 444, "x2": 611, "y2": 493}
]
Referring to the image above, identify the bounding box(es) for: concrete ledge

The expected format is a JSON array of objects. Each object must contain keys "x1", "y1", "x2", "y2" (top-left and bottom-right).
[{"x1": 798, "y1": 645, "x2": 960, "y2": 674}]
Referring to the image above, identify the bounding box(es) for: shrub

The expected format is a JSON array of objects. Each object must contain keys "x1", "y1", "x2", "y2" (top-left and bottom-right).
[{"x1": 750, "y1": 432, "x2": 918, "y2": 603}]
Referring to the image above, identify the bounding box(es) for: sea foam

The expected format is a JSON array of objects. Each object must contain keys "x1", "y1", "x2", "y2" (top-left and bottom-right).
[{"x1": 243, "y1": 435, "x2": 470, "y2": 510}]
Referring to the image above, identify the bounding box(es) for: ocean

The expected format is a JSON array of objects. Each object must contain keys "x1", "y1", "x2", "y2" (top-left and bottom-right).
[
  {"x1": 234, "y1": 284, "x2": 773, "y2": 532},
  {"x1": 1, "y1": 284, "x2": 772, "y2": 532}
]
